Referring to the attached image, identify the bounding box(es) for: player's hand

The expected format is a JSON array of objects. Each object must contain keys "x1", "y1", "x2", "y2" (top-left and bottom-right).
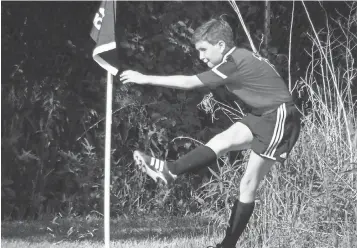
[{"x1": 120, "y1": 70, "x2": 148, "y2": 85}]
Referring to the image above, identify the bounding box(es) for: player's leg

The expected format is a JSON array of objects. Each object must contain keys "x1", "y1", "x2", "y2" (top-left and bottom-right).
[
  {"x1": 217, "y1": 103, "x2": 302, "y2": 248},
  {"x1": 220, "y1": 151, "x2": 274, "y2": 248},
  {"x1": 133, "y1": 122, "x2": 253, "y2": 185},
  {"x1": 168, "y1": 121, "x2": 253, "y2": 175},
  {"x1": 205, "y1": 121, "x2": 253, "y2": 156}
]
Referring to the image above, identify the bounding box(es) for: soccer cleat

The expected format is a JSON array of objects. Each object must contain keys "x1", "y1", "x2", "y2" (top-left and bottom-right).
[{"x1": 133, "y1": 150, "x2": 177, "y2": 185}]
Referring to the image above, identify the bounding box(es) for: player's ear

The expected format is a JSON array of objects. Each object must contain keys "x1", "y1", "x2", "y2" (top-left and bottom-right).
[{"x1": 217, "y1": 40, "x2": 226, "y2": 53}]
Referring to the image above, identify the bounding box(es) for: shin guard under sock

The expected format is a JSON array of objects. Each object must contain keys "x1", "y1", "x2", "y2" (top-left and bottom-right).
[
  {"x1": 167, "y1": 145, "x2": 217, "y2": 175},
  {"x1": 221, "y1": 200, "x2": 255, "y2": 247}
]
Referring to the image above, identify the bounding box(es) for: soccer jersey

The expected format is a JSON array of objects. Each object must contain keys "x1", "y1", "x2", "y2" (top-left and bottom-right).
[{"x1": 197, "y1": 47, "x2": 293, "y2": 115}]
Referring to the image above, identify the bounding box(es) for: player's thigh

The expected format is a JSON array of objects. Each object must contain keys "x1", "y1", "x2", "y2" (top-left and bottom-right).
[
  {"x1": 206, "y1": 122, "x2": 253, "y2": 156},
  {"x1": 238, "y1": 151, "x2": 275, "y2": 203},
  {"x1": 242, "y1": 151, "x2": 275, "y2": 184}
]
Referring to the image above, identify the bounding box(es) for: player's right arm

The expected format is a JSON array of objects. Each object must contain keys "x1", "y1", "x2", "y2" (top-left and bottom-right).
[
  {"x1": 120, "y1": 51, "x2": 238, "y2": 90},
  {"x1": 120, "y1": 70, "x2": 204, "y2": 90}
]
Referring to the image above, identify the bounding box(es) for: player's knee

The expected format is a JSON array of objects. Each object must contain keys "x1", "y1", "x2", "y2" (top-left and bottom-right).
[{"x1": 206, "y1": 132, "x2": 232, "y2": 156}]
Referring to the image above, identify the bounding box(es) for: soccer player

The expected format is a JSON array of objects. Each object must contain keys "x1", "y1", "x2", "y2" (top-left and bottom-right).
[{"x1": 120, "y1": 18, "x2": 301, "y2": 248}]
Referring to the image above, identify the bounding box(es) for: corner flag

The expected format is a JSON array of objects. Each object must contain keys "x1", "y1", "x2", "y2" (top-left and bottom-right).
[
  {"x1": 91, "y1": 0, "x2": 119, "y2": 75},
  {"x1": 90, "y1": 1, "x2": 119, "y2": 247}
]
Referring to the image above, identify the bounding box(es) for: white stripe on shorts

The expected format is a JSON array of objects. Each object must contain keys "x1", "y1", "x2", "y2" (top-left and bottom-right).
[{"x1": 261, "y1": 103, "x2": 287, "y2": 159}]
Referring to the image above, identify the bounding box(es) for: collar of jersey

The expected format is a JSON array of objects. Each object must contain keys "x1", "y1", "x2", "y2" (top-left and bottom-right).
[
  {"x1": 223, "y1": 46, "x2": 237, "y2": 61},
  {"x1": 212, "y1": 46, "x2": 237, "y2": 70}
]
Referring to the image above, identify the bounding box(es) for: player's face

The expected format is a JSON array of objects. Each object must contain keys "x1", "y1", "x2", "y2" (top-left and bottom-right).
[{"x1": 195, "y1": 40, "x2": 226, "y2": 68}]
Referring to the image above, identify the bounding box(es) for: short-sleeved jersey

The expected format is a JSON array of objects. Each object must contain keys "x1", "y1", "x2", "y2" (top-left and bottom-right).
[{"x1": 197, "y1": 47, "x2": 293, "y2": 115}]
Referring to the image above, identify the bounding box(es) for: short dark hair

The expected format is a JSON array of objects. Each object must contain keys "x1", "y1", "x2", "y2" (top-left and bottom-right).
[{"x1": 191, "y1": 18, "x2": 235, "y2": 48}]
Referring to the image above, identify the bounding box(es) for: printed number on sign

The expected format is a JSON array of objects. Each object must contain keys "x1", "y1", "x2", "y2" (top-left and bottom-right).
[{"x1": 93, "y1": 8, "x2": 105, "y2": 30}]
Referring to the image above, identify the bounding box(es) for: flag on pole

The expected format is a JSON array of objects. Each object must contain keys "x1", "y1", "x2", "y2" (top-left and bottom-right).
[
  {"x1": 90, "y1": 1, "x2": 120, "y2": 247},
  {"x1": 90, "y1": 0, "x2": 119, "y2": 75}
]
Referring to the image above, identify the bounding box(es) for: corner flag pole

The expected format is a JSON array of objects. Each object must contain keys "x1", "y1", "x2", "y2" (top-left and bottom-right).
[
  {"x1": 104, "y1": 71, "x2": 113, "y2": 248},
  {"x1": 90, "y1": 1, "x2": 118, "y2": 246}
]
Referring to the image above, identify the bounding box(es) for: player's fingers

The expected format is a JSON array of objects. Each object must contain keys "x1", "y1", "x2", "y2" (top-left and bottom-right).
[
  {"x1": 121, "y1": 77, "x2": 129, "y2": 83},
  {"x1": 120, "y1": 71, "x2": 130, "y2": 78},
  {"x1": 120, "y1": 74, "x2": 131, "y2": 81},
  {"x1": 122, "y1": 79, "x2": 132, "y2": 84},
  {"x1": 119, "y1": 71, "x2": 127, "y2": 78}
]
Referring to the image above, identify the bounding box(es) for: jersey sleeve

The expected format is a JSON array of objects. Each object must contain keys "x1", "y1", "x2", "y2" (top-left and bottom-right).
[{"x1": 196, "y1": 56, "x2": 238, "y2": 89}]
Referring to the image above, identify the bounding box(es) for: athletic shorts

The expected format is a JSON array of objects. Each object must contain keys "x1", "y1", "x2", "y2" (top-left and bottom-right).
[{"x1": 239, "y1": 102, "x2": 301, "y2": 162}]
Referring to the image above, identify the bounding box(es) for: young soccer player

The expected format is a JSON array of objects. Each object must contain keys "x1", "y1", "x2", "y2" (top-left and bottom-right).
[{"x1": 120, "y1": 18, "x2": 301, "y2": 248}]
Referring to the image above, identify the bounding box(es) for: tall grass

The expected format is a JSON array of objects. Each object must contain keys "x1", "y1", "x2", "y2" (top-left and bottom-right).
[{"x1": 196, "y1": 3, "x2": 357, "y2": 247}]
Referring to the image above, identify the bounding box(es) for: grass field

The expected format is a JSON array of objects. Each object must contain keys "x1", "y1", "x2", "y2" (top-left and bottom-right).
[
  {"x1": 1, "y1": 215, "x2": 225, "y2": 248},
  {"x1": 2, "y1": 213, "x2": 356, "y2": 248},
  {"x1": 1, "y1": 236, "x2": 223, "y2": 248}
]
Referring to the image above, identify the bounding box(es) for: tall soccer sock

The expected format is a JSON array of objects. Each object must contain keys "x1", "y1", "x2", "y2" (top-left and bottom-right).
[
  {"x1": 167, "y1": 145, "x2": 217, "y2": 175},
  {"x1": 221, "y1": 200, "x2": 255, "y2": 248}
]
